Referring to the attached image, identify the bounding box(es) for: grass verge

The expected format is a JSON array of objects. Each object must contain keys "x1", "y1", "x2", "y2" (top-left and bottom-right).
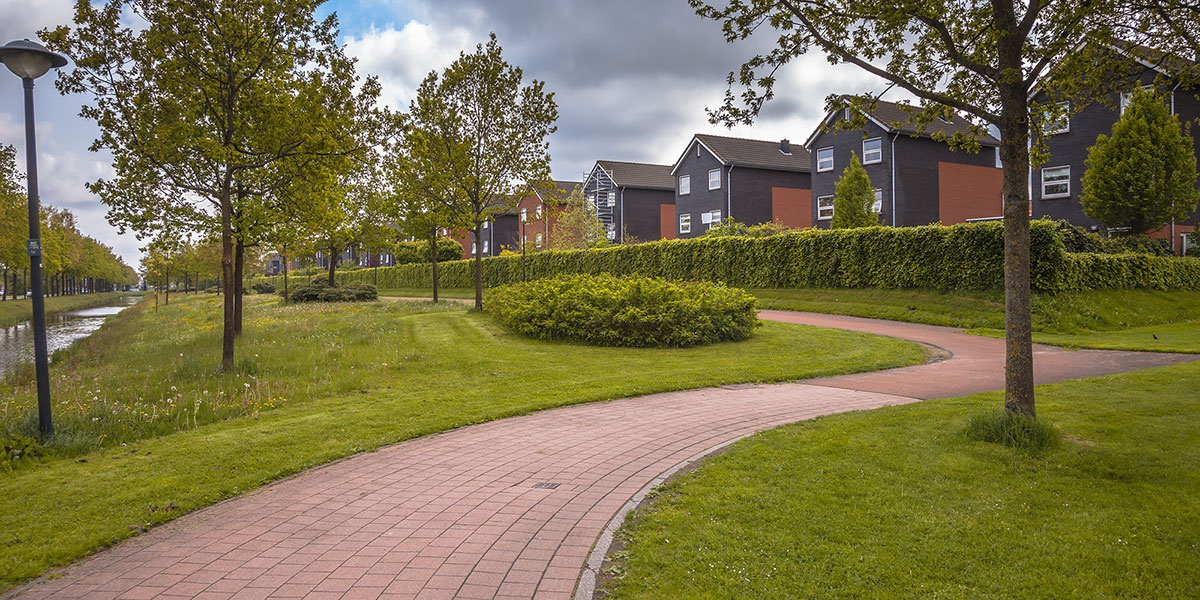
[
  {"x1": 0, "y1": 293, "x2": 926, "y2": 591},
  {"x1": 602, "y1": 360, "x2": 1200, "y2": 599},
  {"x1": 0, "y1": 292, "x2": 135, "y2": 328}
]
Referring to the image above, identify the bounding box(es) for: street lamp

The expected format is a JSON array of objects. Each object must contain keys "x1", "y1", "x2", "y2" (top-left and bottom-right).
[{"x1": 1, "y1": 39, "x2": 68, "y2": 438}]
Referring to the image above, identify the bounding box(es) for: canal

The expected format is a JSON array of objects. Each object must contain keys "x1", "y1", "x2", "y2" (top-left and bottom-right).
[{"x1": 0, "y1": 295, "x2": 141, "y2": 376}]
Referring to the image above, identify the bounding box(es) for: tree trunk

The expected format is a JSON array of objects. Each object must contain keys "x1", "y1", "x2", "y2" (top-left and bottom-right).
[
  {"x1": 164, "y1": 268, "x2": 170, "y2": 305},
  {"x1": 2, "y1": 267, "x2": 6, "y2": 301},
  {"x1": 327, "y1": 244, "x2": 338, "y2": 287},
  {"x1": 282, "y1": 254, "x2": 289, "y2": 304},
  {"x1": 234, "y1": 239, "x2": 245, "y2": 336},
  {"x1": 473, "y1": 223, "x2": 483, "y2": 310},
  {"x1": 220, "y1": 195, "x2": 236, "y2": 372},
  {"x1": 430, "y1": 229, "x2": 439, "y2": 303},
  {"x1": 998, "y1": 56, "x2": 1036, "y2": 417}
]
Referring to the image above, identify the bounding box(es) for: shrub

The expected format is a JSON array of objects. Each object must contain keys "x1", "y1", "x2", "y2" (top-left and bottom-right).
[
  {"x1": 704, "y1": 219, "x2": 793, "y2": 238},
  {"x1": 251, "y1": 282, "x2": 276, "y2": 295},
  {"x1": 966, "y1": 409, "x2": 1060, "y2": 452},
  {"x1": 393, "y1": 238, "x2": 465, "y2": 265},
  {"x1": 286, "y1": 280, "x2": 378, "y2": 303},
  {"x1": 486, "y1": 274, "x2": 759, "y2": 348}
]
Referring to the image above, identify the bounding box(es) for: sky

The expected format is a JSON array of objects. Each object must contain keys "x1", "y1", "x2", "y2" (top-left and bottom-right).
[{"x1": 0, "y1": 0, "x2": 898, "y2": 267}]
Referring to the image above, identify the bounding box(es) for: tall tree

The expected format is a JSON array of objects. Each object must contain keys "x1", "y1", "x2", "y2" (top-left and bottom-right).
[
  {"x1": 1081, "y1": 89, "x2": 1200, "y2": 235},
  {"x1": 404, "y1": 34, "x2": 558, "y2": 310},
  {"x1": 689, "y1": 0, "x2": 1174, "y2": 416},
  {"x1": 832, "y1": 153, "x2": 878, "y2": 229},
  {"x1": 45, "y1": 0, "x2": 378, "y2": 370},
  {"x1": 0, "y1": 145, "x2": 27, "y2": 301},
  {"x1": 547, "y1": 187, "x2": 609, "y2": 251}
]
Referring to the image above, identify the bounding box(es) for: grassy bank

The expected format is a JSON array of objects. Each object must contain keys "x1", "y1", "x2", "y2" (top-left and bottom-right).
[
  {"x1": 0, "y1": 292, "x2": 135, "y2": 328},
  {"x1": 604, "y1": 359, "x2": 1200, "y2": 599},
  {"x1": 0, "y1": 293, "x2": 925, "y2": 591}
]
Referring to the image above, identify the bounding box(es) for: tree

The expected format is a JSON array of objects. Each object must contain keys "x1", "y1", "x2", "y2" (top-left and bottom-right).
[
  {"x1": 547, "y1": 187, "x2": 609, "y2": 251},
  {"x1": 832, "y1": 153, "x2": 879, "y2": 229},
  {"x1": 688, "y1": 0, "x2": 1182, "y2": 417},
  {"x1": 1, "y1": 144, "x2": 27, "y2": 301},
  {"x1": 1081, "y1": 89, "x2": 1200, "y2": 235},
  {"x1": 45, "y1": 0, "x2": 379, "y2": 370},
  {"x1": 404, "y1": 34, "x2": 558, "y2": 310}
]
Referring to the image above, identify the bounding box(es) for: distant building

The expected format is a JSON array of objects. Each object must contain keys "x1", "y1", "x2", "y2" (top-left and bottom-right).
[
  {"x1": 515, "y1": 180, "x2": 582, "y2": 251},
  {"x1": 804, "y1": 98, "x2": 1003, "y2": 229},
  {"x1": 1031, "y1": 42, "x2": 1199, "y2": 254},
  {"x1": 670, "y1": 133, "x2": 812, "y2": 238},
  {"x1": 581, "y1": 161, "x2": 676, "y2": 243}
]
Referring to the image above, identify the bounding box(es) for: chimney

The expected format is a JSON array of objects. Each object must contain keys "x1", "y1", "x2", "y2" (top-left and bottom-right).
[{"x1": 780, "y1": 139, "x2": 792, "y2": 155}]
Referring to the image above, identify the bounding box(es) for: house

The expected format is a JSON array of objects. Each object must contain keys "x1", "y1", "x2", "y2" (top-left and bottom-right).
[
  {"x1": 514, "y1": 180, "x2": 582, "y2": 251},
  {"x1": 670, "y1": 133, "x2": 812, "y2": 238},
  {"x1": 580, "y1": 161, "x2": 676, "y2": 243},
  {"x1": 1031, "y1": 43, "x2": 1199, "y2": 254},
  {"x1": 804, "y1": 98, "x2": 1003, "y2": 229},
  {"x1": 450, "y1": 207, "x2": 521, "y2": 259}
]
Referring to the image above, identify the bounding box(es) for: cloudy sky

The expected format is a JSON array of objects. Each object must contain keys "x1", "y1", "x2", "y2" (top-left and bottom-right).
[{"x1": 0, "y1": 0, "x2": 895, "y2": 266}]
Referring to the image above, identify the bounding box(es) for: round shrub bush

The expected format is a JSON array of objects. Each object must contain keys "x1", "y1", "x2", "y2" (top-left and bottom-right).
[
  {"x1": 485, "y1": 274, "x2": 759, "y2": 348},
  {"x1": 284, "y1": 280, "x2": 377, "y2": 303}
]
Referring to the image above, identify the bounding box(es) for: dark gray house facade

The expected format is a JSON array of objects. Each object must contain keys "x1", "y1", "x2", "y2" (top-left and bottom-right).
[
  {"x1": 1031, "y1": 45, "x2": 1200, "y2": 253},
  {"x1": 805, "y1": 99, "x2": 1003, "y2": 229},
  {"x1": 582, "y1": 161, "x2": 676, "y2": 243},
  {"x1": 669, "y1": 134, "x2": 812, "y2": 239}
]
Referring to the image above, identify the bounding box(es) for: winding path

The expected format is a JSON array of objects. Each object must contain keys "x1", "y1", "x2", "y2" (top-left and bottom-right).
[{"x1": 8, "y1": 311, "x2": 1195, "y2": 600}]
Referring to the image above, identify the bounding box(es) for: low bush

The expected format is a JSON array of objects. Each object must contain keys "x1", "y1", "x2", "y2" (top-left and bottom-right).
[
  {"x1": 1052, "y1": 219, "x2": 1173, "y2": 256},
  {"x1": 965, "y1": 409, "x2": 1059, "y2": 452},
  {"x1": 250, "y1": 282, "x2": 276, "y2": 295},
  {"x1": 486, "y1": 274, "x2": 759, "y2": 348},
  {"x1": 285, "y1": 280, "x2": 377, "y2": 303}
]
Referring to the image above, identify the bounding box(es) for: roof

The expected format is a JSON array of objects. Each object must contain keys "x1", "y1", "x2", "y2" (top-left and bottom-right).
[
  {"x1": 684, "y1": 133, "x2": 812, "y2": 173},
  {"x1": 805, "y1": 98, "x2": 1001, "y2": 148},
  {"x1": 594, "y1": 160, "x2": 675, "y2": 190},
  {"x1": 534, "y1": 180, "x2": 582, "y2": 203},
  {"x1": 1109, "y1": 40, "x2": 1198, "y2": 78}
]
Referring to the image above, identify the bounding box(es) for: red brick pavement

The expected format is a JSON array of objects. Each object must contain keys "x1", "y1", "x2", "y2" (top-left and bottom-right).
[{"x1": 7, "y1": 310, "x2": 1194, "y2": 600}]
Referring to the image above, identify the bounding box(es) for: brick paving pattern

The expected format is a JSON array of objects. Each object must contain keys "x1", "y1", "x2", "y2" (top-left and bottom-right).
[{"x1": 8, "y1": 310, "x2": 1194, "y2": 600}]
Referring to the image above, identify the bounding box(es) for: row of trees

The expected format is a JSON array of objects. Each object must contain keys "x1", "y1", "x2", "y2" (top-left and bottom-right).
[{"x1": 1, "y1": 144, "x2": 136, "y2": 300}]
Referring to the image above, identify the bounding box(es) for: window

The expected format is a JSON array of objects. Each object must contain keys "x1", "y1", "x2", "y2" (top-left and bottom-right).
[
  {"x1": 679, "y1": 175, "x2": 691, "y2": 195},
  {"x1": 607, "y1": 192, "x2": 616, "y2": 207},
  {"x1": 483, "y1": 220, "x2": 489, "y2": 229},
  {"x1": 535, "y1": 232, "x2": 543, "y2": 249},
  {"x1": 536, "y1": 205, "x2": 543, "y2": 218},
  {"x1": 708, "y1": 209, "x2": 722, "y2": 224},
  {"x1": 1120, "y1": 85, "x2": 1154, "y2": 114},
  {"x1": 520, "y1": 208, "x2": 527, "y2": 222},
  {"x1": 679, "y1": 213, "x2": 691, "y2": 234},
  {"x1": 817, "y1": 195, "x2": 834, "y2": 220},
  {"x1": 1042, "y1": 166, "x2": 1070, "y2": 198},
  {"x1": 708, "y1": 168, "x2": 722, "y2": 190},
  {"x1": 817, "y1": 147, "x2": 834, "y2": 172},
  {"x1": 471, "y1": 242, "x2": 476, "y2": 256},
  {"x1": 1043, "y1": 101, "x2": 1069, "y2": 135},
  {"x1": 872, "y1": 189, "x2": 883, "y2": 213},
  {"x1": 482, "y1": 240, "x2": 489, "y2": 254},
  {"x1": 862, "y1": 138, "x2": 882, "y2": 164}
]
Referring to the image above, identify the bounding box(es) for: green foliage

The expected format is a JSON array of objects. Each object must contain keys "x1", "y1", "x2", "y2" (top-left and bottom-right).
[
  {"x1": 1, "y1": 434, "x2": 42, "y2": 469},
  {"x1": 965, "y1": 409, "x2": 1060, "y2": 451},
  {"x1": 1081, "y1": 89, "x2": 1200, "y2": 235},
  {"x1": 832, "y1": 153, "x2": 878, "y2": 229},
  {"x1": 1051, "y1": 219, "x2": 1173, "y2": 255},
  {"x1": 285, "y1": 280, "x2": 377, "y2": 303},
  {"x1": 486, "y1": 275, "x2": 759, "y2": 348},
  {"x1": 393, "y1": 238, "x2": 463, "y2": 264},
  {"x1": 250, "y1": 282, "x2": 275, "y2": 295},
  {"x1": 703, "y1": 219, "x2": 793, "y2": 238},
  {"x1": 547, "y1": 188, "x2": 610, "y2": 251},
  {"x1": 254, "y1": 220, "x2": 1200, "y2": 294}
]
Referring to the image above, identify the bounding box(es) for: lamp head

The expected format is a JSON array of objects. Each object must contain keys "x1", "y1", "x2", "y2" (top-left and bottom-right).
[{"x1": 0, "y1": 39, "x2": 68, "y2": 80}]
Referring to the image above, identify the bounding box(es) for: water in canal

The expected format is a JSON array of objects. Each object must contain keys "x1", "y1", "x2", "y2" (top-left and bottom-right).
[{"x1": 0, "y1": 295, "x2": 141, "y2": 376}]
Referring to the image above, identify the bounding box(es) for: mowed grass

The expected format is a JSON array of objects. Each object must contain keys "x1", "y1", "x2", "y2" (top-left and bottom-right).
[
  {"x1": 0, "y1": 292, "x2": 135, "y2": 328},
  {"x1": 377, "y1": 286, "x2": 475, "y2": 299},
  {"x1": 604, "y1": 359, "x2": 1200, "y2": 599},
  {"x1": 0, "y1": 293, "x2": 926, "y2": 591}
]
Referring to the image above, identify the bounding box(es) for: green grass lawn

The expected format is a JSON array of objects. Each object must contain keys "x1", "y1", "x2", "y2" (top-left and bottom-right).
[
  {"x1": 603, "y1": 359, "x2": 1200, "y2": 599},
  {"x1": 376, "y1": 286, "x2": 475, "y2": 299},
  {"x1": 0, "y1": 292, "x2": 136, "y2": 328},
  {"x1": 0, "y1": 293, "x2": 925, "y2": 592}
]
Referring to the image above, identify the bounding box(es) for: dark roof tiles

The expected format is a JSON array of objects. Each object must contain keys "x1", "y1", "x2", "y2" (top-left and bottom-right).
[
  {"x1": 853, "y1": 98, "x2": 1001, "y2": 146},
  {"x1": 694, "y1": 133, "x2": 812, "y2": 172},
  {"x1": 595, "y1": 161, "x2": 675, "y2": 190}
]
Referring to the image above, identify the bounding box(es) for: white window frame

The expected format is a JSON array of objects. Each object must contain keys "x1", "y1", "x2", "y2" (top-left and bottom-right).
[
  {"x1": 536, "y1": 204, "x2": 543, "y2": 218},
  {"x1": 708, "y1": 209, "x2": 722, "y2": 225},
  {"x1": 519, "y1": 208, "x2": 526, "y2": 222},
  {"x1": 1044, "y1": 101, "x2": 1070, "y2": 135},
  {"x1": 1041, "y1": 166, "x2": 1071, "y2": 199},
  {"x1": 471, "y1": 242, "x2": 476, "y2": 256},
  {"x1": 483, "y1": 220, "x2": 489, "y2": 229},
  {"x1": 482, "y1": 240, "x2": 489, "y2": 254},
  {"x1": 817, "y1": 195, "x2": 835, "y2": 220},
  {"x1": 1120, "y1": 85, "x2": 1154, "y2": 115},
  {"x1": 872, "y1": 189, "x2": 883, "y2": 213},
  {"x1": 708, "y1": 168, "x2": 722, "y2": 191},
  {"x1": 816, "y1": 147, "x2": 834, "y2": 172},
  {"x1": 535, "y1": 232, "x2": 543, "y2": 249},
  {"x1": 679, "y1": 175, "x2": 691, "y2": 195},
  {"x1": 862, "y1": 138, "x2": 882, "y2": 164},
  {"x1": 679, "y1": 213, "x2": 692, "y2": 234},
  {"x1": 607, "y1": 191, "x2": 616, "y2": 207}
]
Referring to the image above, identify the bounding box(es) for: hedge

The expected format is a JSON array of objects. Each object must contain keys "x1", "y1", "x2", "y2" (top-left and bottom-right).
[{"x1": 252, "y1": 220, "x2": 1200, "y2": 294}]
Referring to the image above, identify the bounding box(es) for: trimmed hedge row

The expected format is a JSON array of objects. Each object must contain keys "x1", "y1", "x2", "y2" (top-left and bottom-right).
[
  {"x1": 486, "y1": 274, "x2": 758, "y2": 347},
  {"x1": 253, "y1": 220, "x2": 1200, "y2": 293}
]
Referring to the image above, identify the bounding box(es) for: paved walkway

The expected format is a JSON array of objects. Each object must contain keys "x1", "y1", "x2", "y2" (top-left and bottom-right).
[{"x1": 8, "y1": 312, "x2": 1195, "y2": 600}]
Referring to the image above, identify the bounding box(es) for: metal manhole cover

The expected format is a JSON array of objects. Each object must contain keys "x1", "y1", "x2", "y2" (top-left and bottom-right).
[{"x1": 532, "y1": 482, "x2": 561, "y2": 489}]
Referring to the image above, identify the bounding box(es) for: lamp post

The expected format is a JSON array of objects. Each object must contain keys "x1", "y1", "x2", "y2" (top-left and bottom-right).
[{"x1": 1, "y1": 39, "x2": 68, "y2": 438}]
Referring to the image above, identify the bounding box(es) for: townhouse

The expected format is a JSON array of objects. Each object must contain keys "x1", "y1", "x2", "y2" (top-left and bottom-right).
[
  {"x1": 580, "y1": 161, "x2": 676, "y2": 243},
  {"x1": 514, "y1": 180, "x2": 582, "y2": 251}
]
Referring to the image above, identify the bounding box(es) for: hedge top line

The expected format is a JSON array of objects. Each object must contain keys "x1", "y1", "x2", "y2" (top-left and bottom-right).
[{"x1": 257, "y1": 220, "x2": 1200, "y2": 293}]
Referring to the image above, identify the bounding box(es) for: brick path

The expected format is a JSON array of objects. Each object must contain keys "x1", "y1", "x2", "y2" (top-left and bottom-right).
[{"x1": 8, "y1": 311, "x2": 1194, "y2": 600}]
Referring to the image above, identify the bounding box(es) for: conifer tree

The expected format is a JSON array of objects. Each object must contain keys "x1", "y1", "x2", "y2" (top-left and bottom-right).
[
  {"x1": 832, "y1": 153, "x2": 878, "y2": 229},
  {"x1": 1081, "y1": 89, "x2": 1199, "y2": 235}
]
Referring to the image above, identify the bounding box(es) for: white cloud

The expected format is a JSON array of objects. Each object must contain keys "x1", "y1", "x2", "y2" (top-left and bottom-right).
[{"x1": 344, "y1": 20, "x2": 478, "y2": 109}]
